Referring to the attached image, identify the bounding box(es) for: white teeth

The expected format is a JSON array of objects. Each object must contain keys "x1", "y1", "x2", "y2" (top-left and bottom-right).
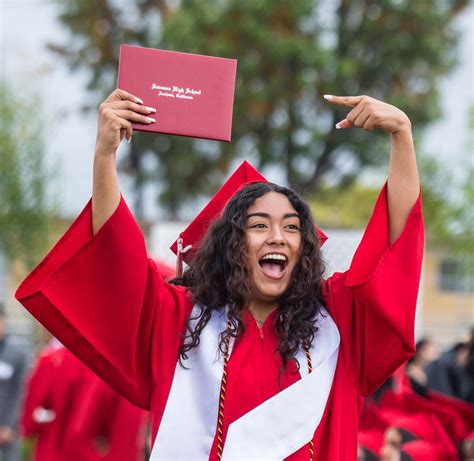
[{"x1": 261, "y1": 253, "x2": 287, "y2": 262}]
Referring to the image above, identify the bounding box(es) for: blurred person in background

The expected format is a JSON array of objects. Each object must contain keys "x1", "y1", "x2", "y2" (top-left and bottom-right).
[
  {"x1": 379, "y1": 424, "x2": 417, "y2": 461},
  {"x1": 357, "y1": 430, "x2": 382, "y2": 461},
  {"x1": 380, "y1": 440, "x2": 451, "y2": 461},
  {"x1": 405, "y1": 338, "x2": 439, "y2": 396},
  {"x1": 357, "y1": 446, "x2": 379, "y2": 461},
  {"x1": 356, "y1": 325, "x2": 472, "y2": 456},
  {"x1": 379, "y1": 415, "x2": 458, "y2": 460},
  {"x1": 0, "y1": 305, "x2": 28, "y2": 461},
  {"x1": 427, "y1": 329, "x2": 474, "y2": 404},
  {"x1": 462, "y1": 430, "x2": 474, "y2": 461},
  {"x1": 20, "y1": 333, "x2": 98, "y2": 461},
  {"x1": 21, "y1": 329, "x2": 149, "y2": 461}
]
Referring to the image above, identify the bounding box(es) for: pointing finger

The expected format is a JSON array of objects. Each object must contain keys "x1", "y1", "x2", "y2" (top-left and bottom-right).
[{"x1": 323, "y1": 95, "x2": 364, "y2": 107}]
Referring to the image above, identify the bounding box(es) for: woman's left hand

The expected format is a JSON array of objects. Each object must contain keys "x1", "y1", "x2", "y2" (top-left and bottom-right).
[{"x1": 324, "y1": 95, "x2": 411, "y2": 135}]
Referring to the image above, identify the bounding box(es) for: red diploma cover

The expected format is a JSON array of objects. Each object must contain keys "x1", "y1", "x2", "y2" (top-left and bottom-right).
[{"x1": 117, "y1": 44, "x2": 237, "y2": 142}]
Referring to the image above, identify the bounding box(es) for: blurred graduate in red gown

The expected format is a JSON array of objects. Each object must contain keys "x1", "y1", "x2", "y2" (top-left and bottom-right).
[
  {"x1": 16, "y1": 89, "x2": 423, "y2": 460},
  {"x1": 359, "y1": 343, "x2": 474, "y2": 460},
  {"x1": 22, "y1": 334, "x2": 149, "y2": 461},
  {"x1": 21, "y1": 337, "x2": 98, "y2": 461}
]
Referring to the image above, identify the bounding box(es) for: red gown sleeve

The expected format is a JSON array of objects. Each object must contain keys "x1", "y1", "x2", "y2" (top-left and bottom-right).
[
  {"x1": 323, "y1": 183, "x2": 424, "y2": 397},
  {"x1": 15, "y1": 197, "x2": 192, "y2": 409}
]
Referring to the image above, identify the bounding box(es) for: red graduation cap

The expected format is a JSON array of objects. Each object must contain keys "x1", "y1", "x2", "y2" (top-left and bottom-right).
[
  {"x1": 357, "y1": 429, "x2": 384, "y2": 455},
  {"x1": 429, "y1": 390, "x2": 474, "y2": 436},
  {"x1": 360, "y1": 400, "x2": 394, "y2": 431},
  {"x1": 170, "y1": 160, "x2": 328, "y2": 275},
  {"x1": 390, "y1": 414, "x2": 457, "y2": 457},
  {"x1": 380, "y1": 389, "x2": 469, "y2": 443},
  {"x1": 400, "y1": 440, "x2": 446, "y2": 461}
]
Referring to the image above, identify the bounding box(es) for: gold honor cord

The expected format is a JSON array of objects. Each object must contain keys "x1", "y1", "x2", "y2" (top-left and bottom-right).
[
  {"x1": 304, "y1": 343, "x2": 315, "y2": 461},
  {"x1": 216, "y1": 320, "x2": 232, "y2": 459},
  {"x1": 216, "y1": 325, "x2": 315, "y2": 460}
]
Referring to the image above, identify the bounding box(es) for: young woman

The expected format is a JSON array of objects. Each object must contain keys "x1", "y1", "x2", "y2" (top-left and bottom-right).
[{"x1": 16, "y1": 89, "x2": 423, "y2": 460}]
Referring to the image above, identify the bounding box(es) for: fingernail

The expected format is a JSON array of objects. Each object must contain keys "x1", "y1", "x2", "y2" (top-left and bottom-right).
[
  {"x1": 145, "y1": 117, "x2": 156, "y2": 123},
  {"x1": 324, "y1": 94, "x2": 334, "y2": 101},
  {"x1": 145, "y1": 107, "x2": 156, "y2": 113},
  {"x1": 335, "y1": 122, "x2": 342, "y2": 129},
  {"x1": 135, "y1": 97, "x2": 144, "y2": 104}
]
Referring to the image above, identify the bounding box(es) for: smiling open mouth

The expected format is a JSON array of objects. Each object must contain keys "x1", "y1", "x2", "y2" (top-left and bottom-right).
[{"x1": 258, "y1": 253, "x2": 288, "y2": 278}]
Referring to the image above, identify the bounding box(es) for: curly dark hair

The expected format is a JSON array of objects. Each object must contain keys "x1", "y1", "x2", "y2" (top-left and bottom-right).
[{"x1": 172, "y1": 181, "x2": 326, "y2": 371}]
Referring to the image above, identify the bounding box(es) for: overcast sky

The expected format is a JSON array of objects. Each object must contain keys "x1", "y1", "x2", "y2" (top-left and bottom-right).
[{"x1": 1, "y1": 0, "x2": 473, "y2": 218}]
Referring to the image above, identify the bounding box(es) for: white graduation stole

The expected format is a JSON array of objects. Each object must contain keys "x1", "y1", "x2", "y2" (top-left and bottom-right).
[{"x1": 151, "y1": 305, "x2": 340, "y2": 461}]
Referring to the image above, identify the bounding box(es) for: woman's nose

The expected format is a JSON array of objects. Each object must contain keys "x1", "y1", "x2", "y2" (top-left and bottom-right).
[{"x1": 266, "y1": 226, "x2": 285, "y2": 245}]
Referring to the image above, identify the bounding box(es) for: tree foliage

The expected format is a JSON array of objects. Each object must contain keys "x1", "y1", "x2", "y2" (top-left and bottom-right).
[
  {"x1": 49, "y1": 0, "x2": 468, "y2": 216},
  {"x1": 309, "y1": 182, "x2": 380, "y2": 228},
  {"x1": 0, "y1": 83, "x2": 55, "y2": 271},
  {"x1": 420, "y1": 106, "x2": 474, "y2": 255}
]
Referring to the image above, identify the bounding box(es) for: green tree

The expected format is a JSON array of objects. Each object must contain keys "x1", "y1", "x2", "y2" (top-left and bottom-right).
[
  {"x1": 49, "y1": 0, "x2": 468, "y2": 216},
  {"x1": 420, "y1": 106, "x2": 474, "y2": 255},
  {"x1": 309, "y1": 182, "x2": 379, "y2": 228},
  {"x1": 0, "y1": 83, "x2": 55, "y2": 271}
]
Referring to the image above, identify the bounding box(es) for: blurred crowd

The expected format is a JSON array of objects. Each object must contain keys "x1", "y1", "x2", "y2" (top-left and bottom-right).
[
  {"x1": 0, "y1": 310, "x2": 151, "y2": 461},
  {"x1": 358, "y1": 333, "x2": 474, "y2": 460},
  {"x1": 1, "y1": 303, "x2": 473, "y2": 461}
]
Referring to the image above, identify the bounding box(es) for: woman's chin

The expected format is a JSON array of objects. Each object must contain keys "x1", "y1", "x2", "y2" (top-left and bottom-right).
[
  {"x1": 249, "y1": 287, "x2": 286, "y2": 307},
  {"x1": 247, "y1": 272, "x2": 292, "y2": 307}
]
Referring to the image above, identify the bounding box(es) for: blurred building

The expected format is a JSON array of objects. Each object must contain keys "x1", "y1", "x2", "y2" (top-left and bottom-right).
[{"x1": 422, "y1": 252, "x2": 473, "y2": 346}]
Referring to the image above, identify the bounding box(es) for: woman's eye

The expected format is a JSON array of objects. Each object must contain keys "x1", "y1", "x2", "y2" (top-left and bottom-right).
[
  {"x1": 286, "y1": 224, "x2": 300, "y2": 230},
  {"x1": 250, "y1": 223, "x2": 266, "y2": 229}
]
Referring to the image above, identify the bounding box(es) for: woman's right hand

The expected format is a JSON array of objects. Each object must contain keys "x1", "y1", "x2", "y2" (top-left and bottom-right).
[
  {"x1": 92, "y1": 89, "x2": 156, "y2": 234},
  {"x1": 95, "y1": 88, "x2": 157, "y2": 157}
]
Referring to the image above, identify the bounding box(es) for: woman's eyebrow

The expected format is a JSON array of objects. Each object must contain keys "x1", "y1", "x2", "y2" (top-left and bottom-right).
[
  {"x1": 247, "y1": 212, "x2": 300, "y2": 219},
  {"x1": 283, "y1": 213, "x2": 300, "y2": 219},
  {"x1": 247, "y1": 212, "x2": 270, "y2": 219}
]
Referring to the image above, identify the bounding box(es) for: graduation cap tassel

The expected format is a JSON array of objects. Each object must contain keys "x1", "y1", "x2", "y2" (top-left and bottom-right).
[
  {"x1": 176, "y1": 237, "x2": 192, "y2": 277},
  {"x1": 176, "y1": 237, "x2": 184, "y2": 277}
]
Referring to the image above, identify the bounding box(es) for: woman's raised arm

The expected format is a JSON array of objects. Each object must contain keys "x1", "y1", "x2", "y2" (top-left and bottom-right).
[
  {"x1": 324, "y1": 95, "x2": 420, "y2": 244},
  {"x1": 92, "y1": 89, "x2": 156, "y2": 234}
]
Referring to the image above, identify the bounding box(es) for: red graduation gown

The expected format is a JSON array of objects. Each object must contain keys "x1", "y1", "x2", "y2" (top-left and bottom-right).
[
  {"x1": 16, "y1": 184, "x2": 424, "y2": 460},
  {"x1": 21, "y1": 346, "x2": 99, "y2": 461}
]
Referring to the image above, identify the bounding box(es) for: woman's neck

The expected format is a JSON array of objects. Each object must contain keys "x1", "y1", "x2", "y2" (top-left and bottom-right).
[{"x1": 248, "y1": 303, "x2": 278, "y2": 324}]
